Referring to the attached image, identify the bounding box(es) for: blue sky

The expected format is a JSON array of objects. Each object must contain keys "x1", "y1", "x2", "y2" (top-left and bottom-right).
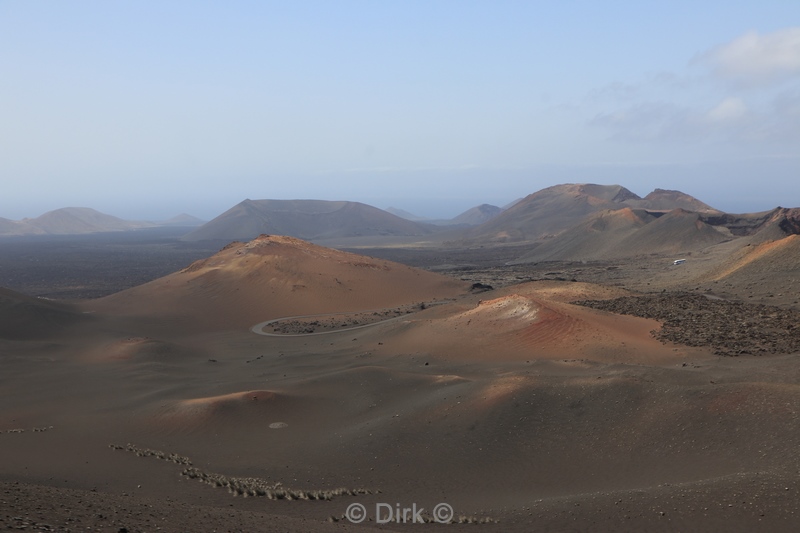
[{"x1": 1, "y1": 1, "x2": 798, "y2": 220}]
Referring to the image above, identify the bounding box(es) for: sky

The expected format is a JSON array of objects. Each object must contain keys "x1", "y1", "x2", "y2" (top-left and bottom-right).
[{"x1": 1, "y1": 1, "x2": 799, "y2": 221}]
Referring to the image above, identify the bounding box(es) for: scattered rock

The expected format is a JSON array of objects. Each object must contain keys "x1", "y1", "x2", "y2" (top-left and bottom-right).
[{"x1": 575, "y1": 292, "x2": 800, "y2": 356}]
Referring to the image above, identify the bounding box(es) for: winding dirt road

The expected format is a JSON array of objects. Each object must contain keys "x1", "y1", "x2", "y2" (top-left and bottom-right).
[{"x1": 250, "y1": 310, "x2": 411, "y2": 337}]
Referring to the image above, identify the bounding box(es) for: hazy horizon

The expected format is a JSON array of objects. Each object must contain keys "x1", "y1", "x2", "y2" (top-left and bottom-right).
[
  {"x1": 0, "y1": 173, "x2": 796, "y2": 224},
  {"x1": 2, "y1": 1, "x2": 798, "y2": 221}
]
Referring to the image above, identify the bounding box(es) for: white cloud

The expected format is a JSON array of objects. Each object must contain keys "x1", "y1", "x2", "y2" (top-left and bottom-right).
[
  {"x1": 706, "y1": 97, "x2": 747, "y2": 122},
  {"x1": 699, "y1": 27, "x2": 800, "y2": 87},
  {"x1": 590, "y1": 93, "x2": 800, "y2": 145},
  {"x1": 590, "y1": 101, "x2": 698, "y2": 142},
  {"x1": 588, "y1": 28, "x2": 800, "y2": 145}
]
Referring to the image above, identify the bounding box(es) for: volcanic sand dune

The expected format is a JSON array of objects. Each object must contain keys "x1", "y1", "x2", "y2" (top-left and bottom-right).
[
  {"x1": 152, "y1": 390, "x2": 300, "y2": 432},
  {"x1": 361, "y1": 281, "x2": 704, "y2": 364},
  {"x1": 184, "y1": 343, "x2": 799, "y2": 526},
  {"x1": 0, "y1": 287, "x2": 88, "y2": 340},
  {"x1": 246, "y1": 276, "x2": 687, "y2": 364},
  {"x1": 83, "y1": 336, "x2": 197, "y2": 363},
  {"x1": 85, "y1": 235, "x2": 468, "y2": 332}
]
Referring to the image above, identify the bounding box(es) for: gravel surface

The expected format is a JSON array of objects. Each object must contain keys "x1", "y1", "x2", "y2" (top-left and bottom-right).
[
  {"x1": 574, "y1": 292, "x2": 800, "y2": 356},
  {"x1": 268, "y1": 307, "x2": 419, "y2": 335}
]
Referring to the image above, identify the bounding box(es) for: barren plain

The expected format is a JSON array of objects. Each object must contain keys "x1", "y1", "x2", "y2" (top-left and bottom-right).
[{"x1": 1, "y1": 200, "x2": 799, "y2": 532}]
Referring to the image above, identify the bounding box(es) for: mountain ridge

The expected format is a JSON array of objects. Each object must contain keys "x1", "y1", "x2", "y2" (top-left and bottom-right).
[{"x1": 181, "y1": 199, "x2": 435, "y2": 242}]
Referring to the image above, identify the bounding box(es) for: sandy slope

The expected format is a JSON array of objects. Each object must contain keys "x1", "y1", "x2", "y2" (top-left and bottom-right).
[
  {"x1": 513, "y1": 208, "x2": 732, "y2": 263},
  {"x1": 0, "y1": 287, "x2": 88, "y2": 340},
  {"x1": 701, "y1": 234, "x2": 800, "y2": 282},
  {"x1": 677, "y1": 234, "x2": 800, "y2": 305},
  {"x1": 611, "y1": 208, "x2": 732, "y2": 256},
  {"x1": 86, "y1": 235, "x2": 468, "y2": 332},
  {"x1": 512, "y1": 208, "x2": 653, "y2": 262},
  {"x1": 363, "y1": 281, "x2": 699, "y2": 364}
]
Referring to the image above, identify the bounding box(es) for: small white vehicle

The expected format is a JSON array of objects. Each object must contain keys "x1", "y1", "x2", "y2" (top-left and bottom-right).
[{"x1": 672, "y1": 259, "x2": 686, "y2": 265}]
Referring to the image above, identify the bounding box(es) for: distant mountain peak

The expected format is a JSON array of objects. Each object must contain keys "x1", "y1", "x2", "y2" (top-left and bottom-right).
[
  {"x1": 0, "y1": 207, "x2": 153, "y2": 236},
  {"x1": 160, "y1": 213, "x2": 206, "y2": 227},
  {"x1": 450, "y1": 204, "x2": 503, "y2": 226},
  {"x1": 610, "y1": 187, "x2": 641, "y2": 203},
  {"x1": 462, "y1": 183, "x2": 647, "y2": 244},
  {"x1": 385, "y1": 207, "x2": 429, "y2": 221},
  {"x1": 639, "y1": 189, "x2": 719, "y2": 213},
  {"x1": 541, "y1": 183, "x2": 641, "y2": 201},
  {"x1": 181, "y1": 198, "x2": 433, "y2": 242}
]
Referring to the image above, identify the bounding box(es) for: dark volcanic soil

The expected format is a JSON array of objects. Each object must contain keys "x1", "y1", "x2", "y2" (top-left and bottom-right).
[
  {"x1": 0, "y1": 481, "x2": 380, "y2": 533},
  {"x1": 575, "y1": 293, "x2": 800, "y2": 356},
  {"x1": 0, "y1": 229, "x2": 219, "y2": 299},
  {"x1": 266, "y1": 305, "x2": 423, "y2": 335}
]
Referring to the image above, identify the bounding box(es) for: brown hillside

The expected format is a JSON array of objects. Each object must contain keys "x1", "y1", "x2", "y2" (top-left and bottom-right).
[
  {"x1": 512, "y1": 207, "x2": 731, "y2": 263},
  {"x1": 633, "y1": 188, "x2": 720, "y2": 213},
  {"x1": 699, "y1": 235, "x2": 800, "y2": 285},
  {"x1": 611, "y1": 208, "x2": 732, "y2": 256},
  {"x1": 87, "y1": 235, "x2": 468, "y2": 332},
  {"x1": 461, "y1": 183, "x2": 642, "y2": 243},
  {"x1": 367, "y1": 281, "x2": 700, "y2": 364},
  {"x1": 511, "y1": 208, "x2": 654, "y2": 262},
  {"x1": 745, "y1": 207, "x2": 800, "y2": 242},
  {"x1": 698, "y1": 207, "x2": 800, "y2": 241}
]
